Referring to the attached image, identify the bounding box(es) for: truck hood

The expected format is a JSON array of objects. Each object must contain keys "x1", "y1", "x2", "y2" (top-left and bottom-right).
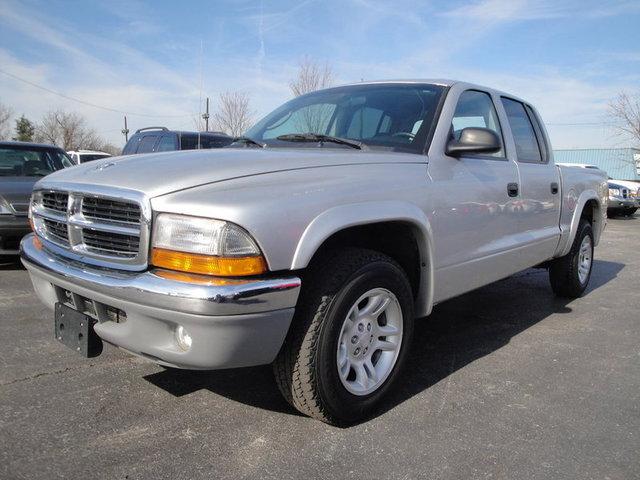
[{"x1": 35, "y1": 148, "x2": 421, "y2": 198}]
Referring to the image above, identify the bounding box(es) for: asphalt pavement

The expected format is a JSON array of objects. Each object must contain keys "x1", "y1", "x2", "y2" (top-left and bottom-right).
[{"x1": 1, "y1": 217, "x2": 638, "y2": 480}]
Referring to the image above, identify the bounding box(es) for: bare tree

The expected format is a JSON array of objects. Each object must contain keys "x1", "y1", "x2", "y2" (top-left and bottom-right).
[
  {"x1": 0, "y1": 101, "x2": 13, "y2": 140},
  {"x1": 609, "y1": 92, "x2": 640, "y2": 147},
  {"x1": 213, "y1": 92, "x2": 253, "y2": 137},
  {"x1": 289, "y1": 56, "x2": 334, "y2": 97},
  {"x1": 35, "y1": 110, "x2": 102, "y2": 150}
]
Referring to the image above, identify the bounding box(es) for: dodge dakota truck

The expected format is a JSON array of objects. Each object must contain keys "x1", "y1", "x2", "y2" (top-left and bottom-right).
[{"x1": 21, "y1": 80, "x2": 607, "y2": 425}]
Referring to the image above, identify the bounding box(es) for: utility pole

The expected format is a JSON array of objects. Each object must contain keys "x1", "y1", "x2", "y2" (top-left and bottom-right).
[
  {"x1": 121, "y1": 116, "x2": 129, "y2": 142},
  {"x1": 202, "y1": 97, "x2": 210, "y2": 132}
]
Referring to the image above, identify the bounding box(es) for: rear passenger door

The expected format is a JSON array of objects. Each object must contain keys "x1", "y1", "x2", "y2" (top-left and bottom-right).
[{"x1": 500, "y1": 97, "x2": 561, "y2": 263}]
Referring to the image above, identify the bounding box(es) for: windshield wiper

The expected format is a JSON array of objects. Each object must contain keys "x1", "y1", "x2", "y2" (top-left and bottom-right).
[
  {"x1": 232, "y1": 136, "x2": 267, "y2": 148},
  {"x1": 276, "y1": 133, "x2": 364, "y2": 150}
]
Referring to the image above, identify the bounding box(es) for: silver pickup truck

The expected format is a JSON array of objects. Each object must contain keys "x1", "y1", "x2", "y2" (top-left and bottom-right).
[{"x1": 21, "y1": 80, "x2": 607, "y2": 425}]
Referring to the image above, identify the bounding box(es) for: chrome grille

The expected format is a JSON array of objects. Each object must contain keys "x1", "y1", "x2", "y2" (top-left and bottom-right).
[
  {"x1": 31, "y1": 188, "x2": 149, "y2": 271},
  {"x1": 82, "y1": 197, "x2": 141, "y2": 225},
  {"x1": 82, "y1": 229, "x2": 140, "y2": 257},
  {"x1": 41, "y1": 192, "x2": 69, "y2": 213},
  {"x1": 43, "y1": 219, "x2": 69, "y2": 245}
]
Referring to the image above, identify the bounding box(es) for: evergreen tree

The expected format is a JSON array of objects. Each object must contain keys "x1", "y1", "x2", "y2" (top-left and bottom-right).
[{"x1": 15, "y1": 115, "x2": 35, "y2": 142}]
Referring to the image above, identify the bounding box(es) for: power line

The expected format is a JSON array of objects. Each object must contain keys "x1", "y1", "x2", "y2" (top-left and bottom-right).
[{"x1": 0, "y1": 67, "x2": 194, "y2": 118}]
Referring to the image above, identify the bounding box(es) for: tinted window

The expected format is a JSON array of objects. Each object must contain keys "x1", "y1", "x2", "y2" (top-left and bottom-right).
[
  {"x1": 199, "y1": 136, "x2": 232, "y2": 149},
  {"x1": 156, "y1": 135, "x2": 177, "y2": 152},
  {"x1": 451, "y1": 90, "x2": 504, "y2": 158},
  {"x1": 524, "y1": 105, "x2": 548, "y2": 163},
  {"x1": 0, "y1": 148, "x2": 71, "y2": 177},
  {"x1": 501, "y1": 98, "x2": 542, "y2": 163},
  {"x1": 79, "y1": 154, "x2": 110, "y2": 163},
  {"x1": 137, "y1": 135, "x2": 159, "y2": 153},
  {"x1": 180, "y1": 134, "x2": 199, "y2": 150},
  {"x1": 245, "y1": 84, "x2": 445, "y2": 152}
]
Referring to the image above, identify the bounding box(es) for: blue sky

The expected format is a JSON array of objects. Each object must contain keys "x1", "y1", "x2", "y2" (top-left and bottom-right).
[{"x1": 0, "y1": 0, "x2": 639, "y2": 148}]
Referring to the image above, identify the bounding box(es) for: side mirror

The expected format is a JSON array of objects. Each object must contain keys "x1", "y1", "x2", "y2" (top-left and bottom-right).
[{"x1": 446, "y1": 127, "x2": 501, "y2": 157}]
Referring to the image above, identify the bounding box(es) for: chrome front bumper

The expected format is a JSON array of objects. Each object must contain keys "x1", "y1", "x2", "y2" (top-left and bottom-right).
[{"x1": 20, "y1": 234, "x2": 301, "y2": 369}]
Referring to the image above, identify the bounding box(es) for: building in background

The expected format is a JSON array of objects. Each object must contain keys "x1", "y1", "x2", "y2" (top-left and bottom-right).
[{"x1": 553, "y1": 148, "x2": 640, "y2": 181}]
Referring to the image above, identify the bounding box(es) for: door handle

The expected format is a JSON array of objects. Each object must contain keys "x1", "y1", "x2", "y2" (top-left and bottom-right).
[
  {"x1": 507, "y1": 182, "x2": 519, "y2": 197},
  {"x1": 550, "y1": 182, "x2": 559, "y2": 194}
]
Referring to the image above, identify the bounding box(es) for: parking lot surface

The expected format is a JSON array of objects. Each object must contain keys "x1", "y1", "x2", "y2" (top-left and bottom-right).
[{"x1": 1, "y1": 218, "x2": 639, "y2": 480}]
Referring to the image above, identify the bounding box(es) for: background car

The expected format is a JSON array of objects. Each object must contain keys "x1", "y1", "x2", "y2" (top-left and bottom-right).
[
  {"x1": 67, "y1": 150, "x2": 112, "y2": 164},
  {"x1": 121, "y1": 127, "x2": 233, "y2": 155},
  {"x1": 607, "y1": 180, "x2": 637, "y2": 217},
  {"x1": 608, "y1": 179, "x2": 639, "y2": 212},
  {"x1": 0, "y1": 141, "x2": 73, "y2": 255}
]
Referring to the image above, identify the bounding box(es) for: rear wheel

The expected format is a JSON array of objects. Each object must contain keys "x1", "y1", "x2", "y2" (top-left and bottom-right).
[
  {"x1": 548, "y1": 219, "x2": 593, "y2": 298},
  {"x1": 273, "y1": 248, "x2": 414, "y2": 425},
  {"x1": 624, "y1": 208, "x2": 637, "y2": 216}
]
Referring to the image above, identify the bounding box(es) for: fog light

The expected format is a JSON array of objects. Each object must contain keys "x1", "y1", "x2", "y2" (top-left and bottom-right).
[{"x1": 175, "y1": 325, "x2": 192, "y2": 351}]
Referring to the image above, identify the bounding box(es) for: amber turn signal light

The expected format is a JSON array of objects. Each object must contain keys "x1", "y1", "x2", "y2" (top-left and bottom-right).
[{"x1": 151, "y1": 248, "x2": 267, "y2": 277}]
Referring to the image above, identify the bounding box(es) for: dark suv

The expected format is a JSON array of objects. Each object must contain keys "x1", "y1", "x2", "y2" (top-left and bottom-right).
[{"x1": 121, "y1": 127, "x2": 233, "y2": 155}]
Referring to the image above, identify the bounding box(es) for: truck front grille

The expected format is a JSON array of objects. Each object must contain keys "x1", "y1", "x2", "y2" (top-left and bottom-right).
[
  {"x1": 82, "y1": 197, "x2": 141, "y2": 225},
  {"x1": 41, "y1": 192, "x2": 69, "y2": 213},
  {"x1": 31, "y1": 189, "x2": 149, "y2": 271},
  {"x1": 82, "y1": 229, "x2": 140, "y2": 257},
  {"x1": 43, "y1": 219, "x2": 70, "y2": 245}
]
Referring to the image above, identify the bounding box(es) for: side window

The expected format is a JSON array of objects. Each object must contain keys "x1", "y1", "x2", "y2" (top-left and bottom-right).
[
  {"x1": 525, "y1": 105, "x2": 549, "y2": 163},
  {"x1": 122, "y1": 136, "x2": 140, "y2": 155},
  {"x1": 136, "y1": 135, "x2": 159, "y2": 153},
  {"x1": 180, "y1": 135, "x2": 199, "y2": 150},
  {"x1": 156, "y1": 135, "x2": 177, "y2": 152},
  {"x1": 501, "y1": 98, "x2": 542, "y2": 163},
  {"x1": 451, "y1": 90, "x2": 504, "y2": 158}
]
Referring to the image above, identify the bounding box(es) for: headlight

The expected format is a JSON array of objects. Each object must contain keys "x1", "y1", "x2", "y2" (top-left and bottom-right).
[
  {"x1": 150, "y1": 213, "x2": 267, "y2": 276},
  {"x1": 609, "y1": 188, "x2": 620, "y2": 196}
]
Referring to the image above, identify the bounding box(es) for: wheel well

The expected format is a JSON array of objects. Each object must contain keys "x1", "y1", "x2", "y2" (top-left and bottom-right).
[
  {"x1": 306, "y1": 222, "x2": 422, "y2": 299},
  {"x1": 581, "y1": 199, "x2": 597, "y2": 224}
]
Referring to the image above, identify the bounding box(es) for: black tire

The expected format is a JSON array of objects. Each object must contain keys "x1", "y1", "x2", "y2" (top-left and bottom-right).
[
  {"x1": 273, "y1": 248, "x2": 414, "y2": 426},
  {"x1": 548, "y1": 219, "x2": 593, "y2": 298},
  {"x1": 624, "y1": 208, "x2": 637, "y2": 217}
]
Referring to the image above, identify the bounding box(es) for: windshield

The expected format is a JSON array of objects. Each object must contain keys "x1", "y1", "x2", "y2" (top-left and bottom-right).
[
  {"x1": 245, "y1": 83, "x2": 445, "y2": 152},
  {"x1": 0, "y1": 147, "x2": 73, "y2": 177}
]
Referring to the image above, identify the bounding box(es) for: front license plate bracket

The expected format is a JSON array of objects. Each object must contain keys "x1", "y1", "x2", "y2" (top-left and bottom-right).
[{"x1": 54, "y1": 303, "x2": 103, "y2": 358}]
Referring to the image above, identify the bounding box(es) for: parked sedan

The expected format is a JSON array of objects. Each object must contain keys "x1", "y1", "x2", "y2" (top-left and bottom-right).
[
  {"x1": 0, "y1": 141, "x2": 73, "y2": 254},
  {"x1": 607, "y1": 181, "x2": 637, "y2": 217}
]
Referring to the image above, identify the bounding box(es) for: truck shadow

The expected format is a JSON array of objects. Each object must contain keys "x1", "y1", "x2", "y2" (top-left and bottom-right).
[{"x1": 143, "y1": 259, "x2": 624, "y2": 423}]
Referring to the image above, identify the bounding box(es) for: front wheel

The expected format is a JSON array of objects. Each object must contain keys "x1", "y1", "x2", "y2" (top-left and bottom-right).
[
  {"x1": 273, "y1": 248, "x2": 414, "y2": 425},
  {"x1": 548, "y1": 219, "x2": 594, "y2": 298}
]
